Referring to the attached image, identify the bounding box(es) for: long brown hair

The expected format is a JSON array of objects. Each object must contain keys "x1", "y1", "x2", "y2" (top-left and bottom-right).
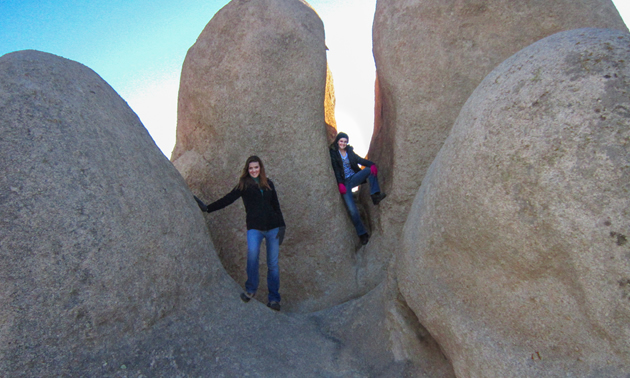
[{"x1": 238, "y1": 155, "x2": 271, "y2": 191}]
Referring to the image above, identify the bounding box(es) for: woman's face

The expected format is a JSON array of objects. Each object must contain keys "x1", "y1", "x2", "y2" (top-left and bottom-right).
[
  {"x1": 337, "y1": 137, "x2": 348, "y2": 150},
  {"x1": 248, "y1": 161, "x2": 261, "y2": 178}
]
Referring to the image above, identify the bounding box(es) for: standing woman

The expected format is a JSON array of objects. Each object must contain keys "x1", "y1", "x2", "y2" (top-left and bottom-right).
[
  {"x1": 329, "y1": 132, "x2": 386, "y2": 245},
  {"x1": 201, "y1": 156, "x2": 285, "y2": 311}
]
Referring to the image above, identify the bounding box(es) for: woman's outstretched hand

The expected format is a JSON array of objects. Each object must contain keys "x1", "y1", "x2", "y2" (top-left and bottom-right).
[
  {"x1": 194, "y1": 195, "x2": 208, "y2": 212},
  {"x1": 370, "y1": 165, "x2": 378, "y2": 176},
  {"x1": 338, "y1": 183, "x2": 347, "y2": 195}
]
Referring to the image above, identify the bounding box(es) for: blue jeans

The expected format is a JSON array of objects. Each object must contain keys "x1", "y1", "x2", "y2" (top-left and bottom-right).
[
  {"x1": 343, "y1": 168, "x2": 381, "y2": 236},
  {"x1": 246, "y1": 228, "x2": 280, "y2": 303}
]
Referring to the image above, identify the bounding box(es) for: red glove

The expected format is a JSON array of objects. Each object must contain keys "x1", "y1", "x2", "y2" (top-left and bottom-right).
[
  {"x1": 338, "y1": 183, "x2": 347, "y2": 195},
  {"x1": 370, "y1": 165, "x2": 378, "y2": 176}
]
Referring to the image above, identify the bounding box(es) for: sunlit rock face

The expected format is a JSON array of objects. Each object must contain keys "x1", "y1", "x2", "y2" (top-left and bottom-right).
[
  {"x1": 400, "y1": 28, "x2": 630, "y2": 377},
  {"x1": 325, "y1": 65, "x2": 338, "y2": 144},
  {"x1": 172, "y1": 0, "x2": 362, "y2": 312},
  {"x1": 0, "y1": 50, "x2": 216, "y2": 374},
  {"x1": 369, "y1": 0, "x2": 628, "y2": 244}
]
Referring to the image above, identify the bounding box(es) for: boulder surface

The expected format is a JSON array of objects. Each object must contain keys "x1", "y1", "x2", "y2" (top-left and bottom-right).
[
  {"x1": 0, "y1": 49, "x2": 216, "y2": 375},
  {"x1": 0, "y1": 49, "x2": 427, "y2": 377},
  {"x1": 400, "y1": 28, "x2": 630, "y2": 377},
  {"x1": 172, "y1": 0, "x2": 367, "y2": 312},
  {"x1": 369, "y1": 0, "x2": 628, "y2": 244}
]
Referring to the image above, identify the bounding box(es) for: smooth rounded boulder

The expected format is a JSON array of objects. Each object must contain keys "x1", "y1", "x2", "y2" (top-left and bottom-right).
[
  {"x1": 369, "y1": 0, "x2": 628, "y2": 245},
  {"x1": 400, "y1": 28, "x2": 630, "y2": 377},
  {"x1": 0, "y1": 50, "x2": 216, "y2": 374},
  {"x1": 172, "y1": 0, "x2": 363, "y2": 312}
]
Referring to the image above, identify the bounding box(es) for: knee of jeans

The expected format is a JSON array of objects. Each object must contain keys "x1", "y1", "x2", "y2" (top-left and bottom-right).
[
  {"x1": 247, "y1": 247, "x2": 260, "y2": 259},
  {"x1": 343, "y1": 192, "x2": 356, "y2": 205},
  {"x1": 345, "y1": 199, "x2": 359, "y2": 214},
  {"x1": 266, "y1": 251, "x2": 279, "y2": 267},
  {"x1": 267, "y1": 250, "x2": 279, "y2": 263},
  {"x1": 267, "y1": 262, "x2": 280, "y2": 272}
]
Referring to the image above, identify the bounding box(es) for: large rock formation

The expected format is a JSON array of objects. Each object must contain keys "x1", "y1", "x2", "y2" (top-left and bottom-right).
[
  {"x1": 172, "y1": 0, "x2": 369, "y2": 312},
  {"x1": 0, "y1": 49, "x2": 428, "y2": 377},
  {"x1": 369, "y1": 0, "x2": 628, "y2": 243},
  {"x1": 400, "y1": 28, "x2": 630, "y2": 376},
  {"x1": 0, "y1": 49, "x2": 215, "y2": 374}
]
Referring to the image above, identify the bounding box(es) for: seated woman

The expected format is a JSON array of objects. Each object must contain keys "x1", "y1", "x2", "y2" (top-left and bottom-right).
[{"x1": 329, "y1": 132, "x2": 386, "y2": 245}]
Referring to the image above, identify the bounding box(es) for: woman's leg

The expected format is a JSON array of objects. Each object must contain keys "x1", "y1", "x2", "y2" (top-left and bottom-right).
[
  {"x1": 348, "y1": 168, "x2": 381, "y2": 195},
  {"x1": 245, "y1": 229, "x2": 264, "y2": 294},
  {"x1": 343, "y1": 170, "x2": 372, "y2": 236},
  {"x1": 346, "y1": 168, "x2": 370, "y2": 190},
  {"x1": 264, "y1": 228, "x2": 281, "y2": 303},
  {"x1": 342, "y1": 189, "x2": 367, "y2": 236},
  {"x1": 367, "y1": 172, "x2": 381, "y2": 195}
]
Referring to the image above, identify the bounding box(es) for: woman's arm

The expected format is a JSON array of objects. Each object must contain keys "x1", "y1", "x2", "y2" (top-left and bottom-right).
[
  {"x1": 269, "y1": 181, "x2": 286, "y2": 227},
  {"x1": 206, "y1": 186, "x2": 242, "y2": 213},
  {"x1": 329, "y1": 149, "x2": 346, "y2": 184},
  {"x1": 352, "y1": 150, "x2": 374, "y2": 168}
]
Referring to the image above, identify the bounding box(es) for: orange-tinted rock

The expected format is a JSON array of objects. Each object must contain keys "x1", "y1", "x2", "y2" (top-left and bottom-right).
[{"x1": 325, "y1": 65, "x2": 338, "y2": 144}]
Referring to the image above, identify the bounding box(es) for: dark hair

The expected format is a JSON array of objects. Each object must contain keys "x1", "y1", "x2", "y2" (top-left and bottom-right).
[
  {"x1": 238, "y1": 155, "x2": 271, "y2": 191},
  {"x1": 330, "y1": 132, "x2": 350, "y2": 150}
]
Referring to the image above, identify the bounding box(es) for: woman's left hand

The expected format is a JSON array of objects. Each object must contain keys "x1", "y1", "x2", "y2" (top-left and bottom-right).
[
  {"x1": 370, "y1": 165, "x2": 378, "y2": 176},
  {"x1": 277, "y1": 226, "x2": 286, "y2": 245}
]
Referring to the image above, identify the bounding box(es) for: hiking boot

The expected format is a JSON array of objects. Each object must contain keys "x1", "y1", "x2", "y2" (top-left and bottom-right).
[
  {"x1": 240, "y1": 292, "x2": 255, "y2": 303},
  {"x1": 359, "y1": 233, "x2": 370, "y2": 245},
  {"x1": 267, "y1": 301, "x2": 281, "y2": 311},
  {"x1": 371, "y1": 192, "x2": 387, "y2": 205}
]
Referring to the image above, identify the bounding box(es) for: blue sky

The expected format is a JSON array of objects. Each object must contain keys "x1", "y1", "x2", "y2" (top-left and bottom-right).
[
  {"x1": 1, "y1": 0, "x2": 628, "y2": 157},
  {"x1": 1, "y1": 1, "x2": 212, "y2": 85}
]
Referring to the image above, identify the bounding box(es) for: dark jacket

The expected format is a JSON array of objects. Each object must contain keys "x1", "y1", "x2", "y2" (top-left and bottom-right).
[
  {"x1": 207, "y1": 178, "x2": 285, "y2": 231},
  {"x1": 329, "y1": 145, "x2": 374, "y2": 184}
]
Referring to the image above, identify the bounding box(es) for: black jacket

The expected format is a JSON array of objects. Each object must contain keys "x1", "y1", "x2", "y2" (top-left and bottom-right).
[
  {"x1": 207, "y1": 178, "x2": 285, "y2": 231},
  {"x1": 329, "y1": 145, "x2": 374, "y2": 184}
]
